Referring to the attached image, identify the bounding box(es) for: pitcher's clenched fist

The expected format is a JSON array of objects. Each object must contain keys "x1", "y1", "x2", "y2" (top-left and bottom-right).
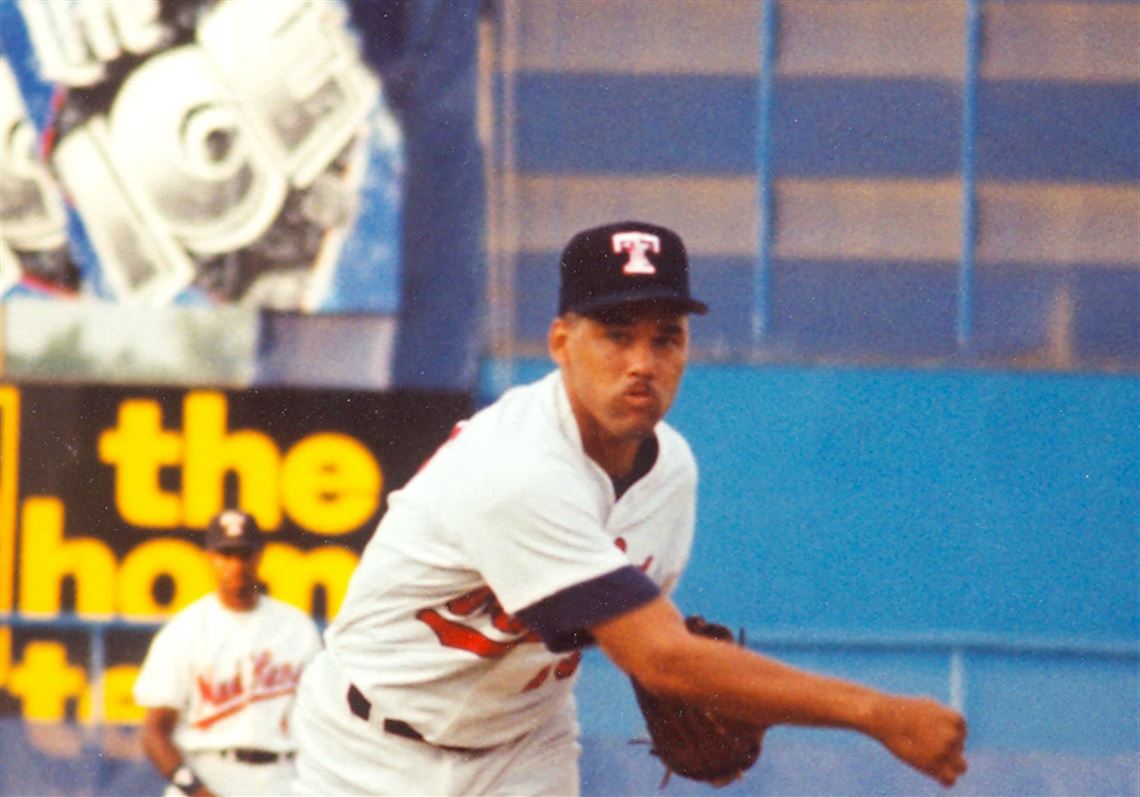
[{"x1": 870, "y1": 695, "x2": 968, "y2": 787}]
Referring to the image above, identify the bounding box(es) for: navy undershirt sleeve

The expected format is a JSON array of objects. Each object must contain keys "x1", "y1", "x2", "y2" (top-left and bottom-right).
[{"x1": 516, "y1": 565, "x2": 660, "y2": 652}]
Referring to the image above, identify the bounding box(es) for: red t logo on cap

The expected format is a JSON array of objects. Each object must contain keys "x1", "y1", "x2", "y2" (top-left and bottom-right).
[{"x1": 612, "y1": 232, "x2": 659, "y2": 276}]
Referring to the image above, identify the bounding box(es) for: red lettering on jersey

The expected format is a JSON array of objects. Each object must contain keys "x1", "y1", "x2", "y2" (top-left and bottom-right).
[
  {"x1": 523, "y1": 665, "x2": 551, "y2": 691},
  {"x1": 191, "y1": 651, "x2": 306, "y2": 729},
  {"x1": 447, "y1": 587, "x2": 533, "y2": 636},
  {"x1": 554, "y1": 650, "x2": 581, "y2": 679},
  {"x1": 416, "y1": 608, "x2": 518, "y2": 658},
  {"x1": 417, "y1": 586, "x2": 541, "y2": 659},
  {"x1": 492, "y1": 607, "x2": 530, "y2": 635},
  {"x1": 421, "y1": 586, "x2": 583, "y2": 695},
  {"x1": 446, "y1": 586, "x2": 493, "y2": 615},
  {"x1": 522, "y1": 651, "x2": 581, "y2": 692},
  {"x1": 197, "y1": 670, "x2": 243, "y2": 706},
  {"x1": 252, "y1": 650, "x2": 302, "y2": 692}
]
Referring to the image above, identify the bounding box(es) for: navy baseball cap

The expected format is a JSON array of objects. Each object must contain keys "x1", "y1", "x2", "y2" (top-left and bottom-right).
[
  {"x1": 205, "y1": 510, "x2": 262, "y2": 552},
  {"x1": 558, "y1": 221, "x2": 708, "y2": 317}
]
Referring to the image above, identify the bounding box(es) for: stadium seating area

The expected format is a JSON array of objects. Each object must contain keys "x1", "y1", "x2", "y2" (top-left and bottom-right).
[{"x1": 485, "y1": 0, "x2": 1138, "y2": 372}]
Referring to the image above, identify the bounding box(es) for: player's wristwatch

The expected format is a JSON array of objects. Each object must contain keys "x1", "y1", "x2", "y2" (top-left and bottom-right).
[{"x1": 170, "y1": 764, "x2": 202, "y2": 796}]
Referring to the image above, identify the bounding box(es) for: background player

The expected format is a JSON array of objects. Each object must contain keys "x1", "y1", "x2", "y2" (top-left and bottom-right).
[
  {"x1": 133, "y1": 510, "x2": 322, "y2": 797},
  {"x1": 289, "y1": 221, "x2": 968, "y2": 795}
]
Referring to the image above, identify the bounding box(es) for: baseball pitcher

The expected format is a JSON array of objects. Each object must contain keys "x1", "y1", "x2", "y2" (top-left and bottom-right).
[{"x1": 289, "y1": 221, "x2": 968, "y2": 795}]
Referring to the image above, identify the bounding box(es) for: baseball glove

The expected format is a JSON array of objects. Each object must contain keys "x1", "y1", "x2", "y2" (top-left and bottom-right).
[{"x1": 629, "y1": 615, "x2": 763, "y2": 786}]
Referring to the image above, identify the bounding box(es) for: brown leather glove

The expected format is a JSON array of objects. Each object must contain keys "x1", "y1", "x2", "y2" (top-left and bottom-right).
[{"x1": 629, "y1": 616, "x2": 763, "y2": 786}]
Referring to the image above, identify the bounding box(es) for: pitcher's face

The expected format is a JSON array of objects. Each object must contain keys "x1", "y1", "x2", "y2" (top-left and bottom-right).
[{"x1": 550, "y1": 303, "x2": 689, "y2": 454}]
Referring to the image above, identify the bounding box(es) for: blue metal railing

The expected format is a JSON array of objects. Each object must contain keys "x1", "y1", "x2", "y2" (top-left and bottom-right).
[
  {"x1": 958, "y1": 0, "x2": 982, "y2": 350},
  {"x1": 1, "y1": 613, "x2": 164, "y2": 727},
  {"x1": 754, "y1": 0, "x2": 989, "y2": 356},
  {"x1": 753, "y1": 0, "x2": 779, "y2": 347},
  {"x1": 4, "y1": 611, "x2": 1136, "y2": 726}
]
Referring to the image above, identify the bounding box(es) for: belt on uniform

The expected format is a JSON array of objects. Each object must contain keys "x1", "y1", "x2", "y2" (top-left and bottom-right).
[
  {"x1": 218, "y1": 748, "x2": 291, "y2": 764},
  {"x1": 346, "y1": 684, "x2": 491, "y2": 755}
]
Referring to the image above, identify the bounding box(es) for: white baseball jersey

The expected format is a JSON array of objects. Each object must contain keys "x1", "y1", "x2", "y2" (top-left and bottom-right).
[
  {"x1": 317, "y1": 368, "x2": 697, "y2": 751},
  {"x1": 133, "y1": 592, "x2": 322, "y2": 753}
]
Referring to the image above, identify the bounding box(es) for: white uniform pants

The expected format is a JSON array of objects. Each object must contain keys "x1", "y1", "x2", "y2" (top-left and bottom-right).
[
  {"x1": 163, "y1": 749, "x2": 296, "y2": 797},
  {"x1": 290, "y1": 652, "x2": 582, "y2": 796}
]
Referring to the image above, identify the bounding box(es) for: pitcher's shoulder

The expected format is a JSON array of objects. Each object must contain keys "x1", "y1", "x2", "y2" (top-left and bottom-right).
[{"x1": 656, "y1": 422, "x2": 699, "y2": 475}]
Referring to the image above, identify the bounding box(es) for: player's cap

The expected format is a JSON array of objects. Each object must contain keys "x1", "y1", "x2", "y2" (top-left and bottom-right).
[
  {"x1": 205, "y1": 509, "x2": 262, "y2": 552},
  {"x1": 558, "y1": 221, "x2": 708, "y2": 317}
]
